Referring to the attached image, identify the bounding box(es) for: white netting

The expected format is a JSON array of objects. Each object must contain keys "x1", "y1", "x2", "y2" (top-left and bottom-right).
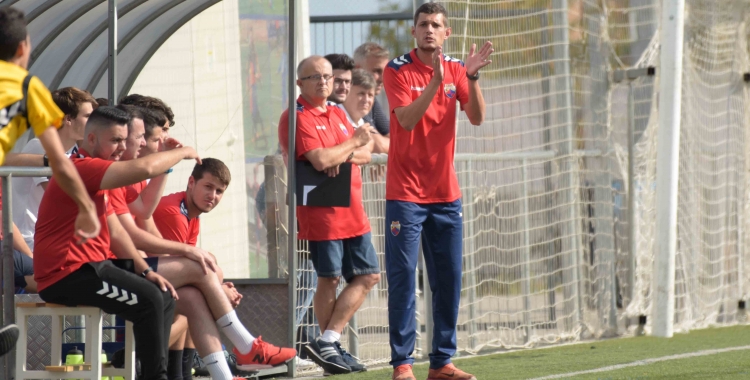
[
  {"x1": 621, "y1": 0, "x2": 750, "y2": 332},
  {"x1": 286, "y1": 0, "x2": 750, "y2": 375}
]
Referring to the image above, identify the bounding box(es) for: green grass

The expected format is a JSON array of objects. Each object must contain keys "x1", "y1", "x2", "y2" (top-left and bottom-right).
[{"x1": 313, "y1": 325, "x2": 750, "y2": 380}]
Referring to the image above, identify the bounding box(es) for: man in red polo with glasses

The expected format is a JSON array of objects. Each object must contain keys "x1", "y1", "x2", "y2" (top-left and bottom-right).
[{"x1": 278, "y1": 56, "x2": 380, "y2": 375}]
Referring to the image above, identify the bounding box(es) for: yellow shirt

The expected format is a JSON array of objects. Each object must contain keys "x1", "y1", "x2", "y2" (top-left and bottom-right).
[{"x1": 0, "y1": 60, "x2": 63, "y2": 165}]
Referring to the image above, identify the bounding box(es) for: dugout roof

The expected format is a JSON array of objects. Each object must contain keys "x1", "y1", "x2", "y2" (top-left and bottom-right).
[{"x1": 2, "y1": 0, "x2": 221, "y2": 99}]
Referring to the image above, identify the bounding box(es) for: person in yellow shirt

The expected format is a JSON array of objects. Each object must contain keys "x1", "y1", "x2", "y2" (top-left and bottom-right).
[{"x1": 0, "y1": 7, "x2": 99, "y2": 242}]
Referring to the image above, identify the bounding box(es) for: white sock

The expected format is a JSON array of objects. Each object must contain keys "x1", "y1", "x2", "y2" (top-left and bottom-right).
[
  {"x1": 320, "y1": 330, "x2": 341, "y2": 343},
  {"x1": 216, "y1": 310, "x2": 255, "y2": 354},
  {"x1": 202, "y1": 351, "x2": 233, "y2": 380}
]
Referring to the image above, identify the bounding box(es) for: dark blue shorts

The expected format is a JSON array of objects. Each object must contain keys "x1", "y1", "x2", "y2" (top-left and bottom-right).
[
  {"x1": 14, "y1": 250, "x2": 33, "y2": 289},
  {"x1": 309, "y1": 232, "x2": 379, "y2": 282}
]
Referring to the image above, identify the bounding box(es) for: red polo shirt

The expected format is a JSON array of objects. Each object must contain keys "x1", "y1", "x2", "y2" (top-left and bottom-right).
[
  {"x1": 153, "y1": 191, "x2": 199, "y2": 246},
  {"x1": 124, "y1": 180, "x2": 147, "y2": 204},
  {"x1": 383, "y1": 49, "x2": 469, "y2": 203},
  {"x1": 278, "y1": 96, "x2": 371, "y2": 241},
  {"x1": 33, "y1": 150, "x2": 116, "y2": 291}
]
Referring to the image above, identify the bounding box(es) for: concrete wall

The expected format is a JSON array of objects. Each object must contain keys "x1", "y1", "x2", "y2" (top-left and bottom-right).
[{"x1": 130, "y1": 1, "x2": 250, "y2": 278}]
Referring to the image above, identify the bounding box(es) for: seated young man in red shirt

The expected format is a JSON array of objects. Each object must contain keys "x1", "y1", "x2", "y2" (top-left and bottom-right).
[
  {"x1": 107, "y1": 105, "x2": 294, "y2": 380},
  {"x1": 152, "y1": 158, "x2": 248, "y2": 376},
  {"x1": 33, "y1": 106, "x2": 198, "y2": 380}
]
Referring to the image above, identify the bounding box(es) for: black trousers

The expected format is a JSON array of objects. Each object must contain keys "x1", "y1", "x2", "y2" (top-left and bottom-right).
[{"x1": 39, "y1": 260, "x2": 174, "y2": 380}]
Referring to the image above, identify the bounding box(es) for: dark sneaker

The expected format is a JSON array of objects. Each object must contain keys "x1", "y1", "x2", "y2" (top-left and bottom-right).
[
  {"x1": 0, "y1": 324, "x2": 19, "y2": 357},
  {"x1": 334, "y1": 341, "x2": 366, "y2": 373},
  {"x1": 303, "y1": 338, "x2": 351, "y2": 375}
]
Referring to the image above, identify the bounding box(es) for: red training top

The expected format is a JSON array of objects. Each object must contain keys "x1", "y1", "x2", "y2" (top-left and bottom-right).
[
  {"x1": 383, "y1": 49, "x2": 469, "y2": 203},
  {"x1": 153, "y1": 191, "x2": 199, "y2": 246},
  {"x1": 124, "y1": 180, "x2": 147, "y2": 204},
  {"x1": 278, "y1": 96, "x2": 370, "y2": 241},
  {"x1": 33, "y1": 150, "x2": 116, "y2": 291}
]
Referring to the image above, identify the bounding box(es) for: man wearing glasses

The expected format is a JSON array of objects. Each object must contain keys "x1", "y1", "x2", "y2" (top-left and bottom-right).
[{"x1": 277, "y1": 56, "x2": 380, "y2": 375}]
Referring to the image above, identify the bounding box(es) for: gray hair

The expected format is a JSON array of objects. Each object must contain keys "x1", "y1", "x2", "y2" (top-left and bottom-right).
[
  {"x1": 353, "y1": 42, "x2": 389, "y2": 63},
  {"x1": 350, "y1": 69, "x2": 376, "y2": 91}
]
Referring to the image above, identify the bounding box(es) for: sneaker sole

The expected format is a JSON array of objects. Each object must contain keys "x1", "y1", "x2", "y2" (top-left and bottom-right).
[
  {"x1": 236, "y1": 352, "x2": 295, "y2": 371},
  {"x1": 303, "y1": 344, "x2": 351, "y2": 375},
  {"x1": 0, "y1": 325, "x2": 19, "y2": 357}
]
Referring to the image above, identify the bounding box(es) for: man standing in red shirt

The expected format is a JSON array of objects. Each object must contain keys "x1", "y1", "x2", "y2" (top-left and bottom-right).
[
  {"x1": 278, "y1": 56, "x2": 380, "y2": 375},
  {"x1": 382, "y1": 3, "x2": 493, "y2": 380}
]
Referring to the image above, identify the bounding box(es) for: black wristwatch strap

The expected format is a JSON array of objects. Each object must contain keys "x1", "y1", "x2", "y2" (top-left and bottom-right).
[
  {"x1": 43, "y1": 155, "x2": 49, "y2": 167},
  {"x1": 141, "y1": 267, "x2": 153, "y2": 278},
  {"x1": 467, "y1": 71, "x2": 480, "y2": 81}
]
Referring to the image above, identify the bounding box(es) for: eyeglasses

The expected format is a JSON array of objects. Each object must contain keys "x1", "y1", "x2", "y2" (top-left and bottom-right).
[
  {"x1": 334, "y1": 78, "x2": 351, "y2": 86},
  {"x1": 300, "y1": 74, "x2": 334, "y2": 82}
]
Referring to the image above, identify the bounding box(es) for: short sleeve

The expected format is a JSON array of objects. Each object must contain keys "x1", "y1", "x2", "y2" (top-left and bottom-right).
[
  {"x1": 106, "y1": 191, "x2": 116, "y2": 216},
  {"x1": 277, "y1": 109, "x2": 290, "y2": 158},
  {"x1": 26, "y1": 77, "x2": 64, "y2": 137},
  {"x1": 383, "y1": 67, "x2": 413, "y2": 112},
  {"x1": 295, "y1": 112, "x2": 323, "y2": 158},
  {"x1": 156, "y1": 212, "x2": 190, "y2": 243},
  {"x1": 455, "y1": 64, "x2": 470, "y2": 110},
  {"x1": 72, "y1": 158, "x2": 114, "y2": 194},
  {"x1": 109, "y1": 187, "x2": 130, "y2": 215},
  {"x1": 124, "y1": 181, "x2": 145, "y2": 204}
]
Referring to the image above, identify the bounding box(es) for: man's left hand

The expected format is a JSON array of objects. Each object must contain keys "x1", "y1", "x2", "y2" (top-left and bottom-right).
[{"x1": 465, "y1": 41, "x2": 494, "y2": 77}]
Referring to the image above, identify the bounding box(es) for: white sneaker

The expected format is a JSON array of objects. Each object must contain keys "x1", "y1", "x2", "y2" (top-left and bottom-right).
[{"x1": 295, "y1": 356, "x2": 317, "y2": 369}]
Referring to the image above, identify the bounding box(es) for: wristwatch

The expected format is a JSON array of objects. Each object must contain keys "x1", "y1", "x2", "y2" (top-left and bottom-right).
[
  {"x1": 141, "y1": 267, "x2": 153, "y2": 278},
  {"x1": 346, "y1": 152, "x2": 354, "y2": 162},
  {"x1": 43, "y1": 155, "x2": 49, "y2": 167},
  {"x1": 467, "y1": 71, "x2": 480, "y2": 81}
]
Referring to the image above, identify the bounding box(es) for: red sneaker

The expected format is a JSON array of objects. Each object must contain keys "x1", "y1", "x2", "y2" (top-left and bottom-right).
[
  {"x1": 393, "y1": 364, "x2": 416, "y2": 380},
  {"x1": 233, "y1": 336, "x2": 296, "y2": 370},
  {"x1": 427, "y1": 363, "x2": 476, "y2": 380}
]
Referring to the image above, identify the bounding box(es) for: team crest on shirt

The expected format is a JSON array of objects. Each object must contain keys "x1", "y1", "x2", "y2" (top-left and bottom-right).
[
  {"x1": 339, "y1": 123, "x2": 349, "y2": 136},
  {"x1": 390, "y1": 221, "x2": 401, "y2": 236},
  {"x1": 444, "y1": 83, "x2": 456, "y2": 99}
]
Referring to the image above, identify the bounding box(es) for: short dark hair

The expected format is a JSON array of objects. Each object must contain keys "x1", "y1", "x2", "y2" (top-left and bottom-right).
[
  {"x1": 139, "y1": 107, "x2": 163, "y2": 139},
  {"x1": 324, "y1": 54, "x2": 355, "y2": 72},
  {"x1": 413, "y1": 2, "x2": 449, "y2": 26},
  {"x1": 0, "y1": 7, "x2": 28, "y2": 62},
  {"x1": 85, "y1": 106, "x2": 131, "y2": 135},
  {"x1": 119, "y1": 94, "x2": 175, "y2": 127},
  {"x1": 191, "y1": 158, "x2": 231, "y2": 187},
  {"x1": 95, "y1": 98, "x2": 109, "y2": 107},
  {"x1": 115, "y1": 104, "x2": 145, "y2": 133},
  {"x1": 52, "y1": 87, "x2": 98, "y2": 118}
]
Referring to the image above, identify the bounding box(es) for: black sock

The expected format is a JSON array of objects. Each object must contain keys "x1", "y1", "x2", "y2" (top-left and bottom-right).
[
  {"x1": 167, "y1": 350, "x2": 183, "y2": 380},
  {"x1": 182, "y1": 348, "x2": 196, "y2": 380}
]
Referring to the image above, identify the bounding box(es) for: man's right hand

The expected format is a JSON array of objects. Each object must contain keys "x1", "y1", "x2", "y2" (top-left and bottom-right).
[
  {"x1": 353, "y1": 124, "x2": 373, "y2": 147},
  {"x1": 145, "y1": 271, "x2": 178, "y2": 299},
  {"x1": 432, "y1": 46, "x2": 444, "y2": 83},
  {"x1": 162, "y1": 137, "x2": 184, "y2": 151},
  {"x1": 184, "y1": 246, "x2": 218, "y2": 274},
  {"x1": 74, "y1": 204, "x2": 101, "y2": 244},
  {"x1": 179, "y1": 146, "x2": 202, "y2": 165}
]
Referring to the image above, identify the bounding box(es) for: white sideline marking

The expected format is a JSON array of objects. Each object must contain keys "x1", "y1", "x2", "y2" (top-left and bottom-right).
[{"x1": 528, "y1": 344, "x2": 750, "y2": 380}]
